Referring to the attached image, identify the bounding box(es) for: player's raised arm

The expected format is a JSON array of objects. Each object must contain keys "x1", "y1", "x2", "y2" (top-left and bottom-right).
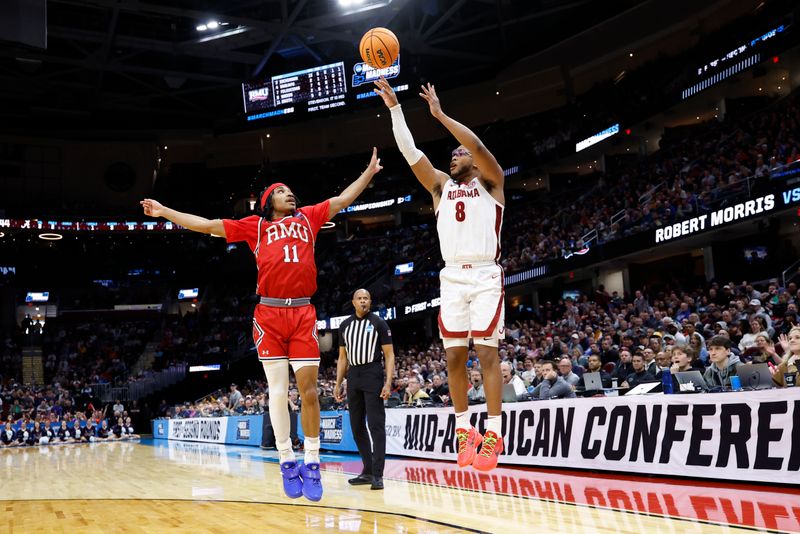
[
  {"x1": 327, "y1": 147, "x2": 383, "y2": 219},
  {"x1": 419, "y1": 83, "x2": 504, "y2": 189},
  {"x1": 140, "y1": 198, "x2": 226, "y2": 237},
  {"x1": 374, "y1": 77, "x2": 449, "y2": 197}
]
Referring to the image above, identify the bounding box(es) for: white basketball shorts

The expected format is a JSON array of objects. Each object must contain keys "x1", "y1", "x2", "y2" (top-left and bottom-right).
[{"x1": 438, "y1": 262, "x2": 505, "y2": 347}]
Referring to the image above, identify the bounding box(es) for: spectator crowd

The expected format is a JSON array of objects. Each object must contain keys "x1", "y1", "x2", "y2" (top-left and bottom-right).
[{"x1": 0, "y1": 381, "x2": 140, "y2": 448}]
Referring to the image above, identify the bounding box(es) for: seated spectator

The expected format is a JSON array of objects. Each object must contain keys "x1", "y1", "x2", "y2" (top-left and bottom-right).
[
  {"x1": 556, "y1": 358, "x2": 580, "y2": 387},
  {"x1": 56, "y1": 420, "x2": 77, "y2": 443},
  {"x1": 467, "y1": 369, "x2": 485, "y2": 403},
  {"x1": 111, "y1": 416, "x2": 125, "y2": 439},
  {"x1": 228, "y1": 383, "x2": 243, "y2": 410},
  {"x1": 688, "y1": 332, "x2": 709, "y2": 364},
  {"x1": 568, "y1": 347, "x2": 588, "y2": 370},
  {"x1": 520, "y1": 359, "x2": 536, "y2": 386},
  {"x1": 530, "y1": 361, "x2": 576, "y2": 400},
  {"x1": 704, "y1": 335, "x2": 743, "y2": 388},
  {"x1": 500, "y1": 361, "x2": 527, "y2": 397},
  {"x1": 578, "y1": 355, "x2": 612, "y2": 389},
  {"x1": 621, "y1": 354, "x2": 656, "y2": 389},
  {"x1": 403, "y1": 377, "x2": 430, "y2": 405},
  {"x1": 643, "y1": 348, "x2": 659, "y2": 376},
  {"x1": 670, "y1": 345, "x2": 702, "y2": 374},
  {"x1": 748, "y1": 333, "x2": 781, "y2": 365},
  {"x1": 96, "y1": 419, "x2": 111, "y2": 440},
  {"x1": 122, "y1": 417, "x2": 139, "y2": 438},
  {"x1": 739, "y1": 317, "x2": 769, "y2": 353},
  {"x1": 79, "y1": 419, "x2": 96, "y2": 442},
  {"x1": 611, "y1": 349, "x2": 633, "y2": 380},
  {"x1": 288, "y1": 390, "x2": 301, "y2": 413},
  {"x1": 428, "y1": 374, "x2": 450, "y2": 405},
  {"x1": 773, "y1": 328, "x2": 800, "y2": 387},
  {"x1": 37, "y1": 420, "x2": 53, "y2": 445}
]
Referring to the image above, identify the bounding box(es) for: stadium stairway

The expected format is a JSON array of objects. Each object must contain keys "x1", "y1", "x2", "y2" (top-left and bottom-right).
[{"x1": 21, "y1": 346, "x2": 44, "y2": 386}]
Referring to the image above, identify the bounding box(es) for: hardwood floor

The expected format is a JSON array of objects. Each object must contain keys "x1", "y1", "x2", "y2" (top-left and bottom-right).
[{"x1": 0, "y1": 440, "x2": 775, "y2": 533}]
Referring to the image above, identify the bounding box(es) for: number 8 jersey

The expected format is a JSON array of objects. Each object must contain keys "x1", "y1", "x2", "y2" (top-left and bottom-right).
[
  {"x1": 436, "y1": 177, "x2": 504, "y2": 264},
  {"x1": 223, "y1": 200, "x2": 330, "y2": 298}
]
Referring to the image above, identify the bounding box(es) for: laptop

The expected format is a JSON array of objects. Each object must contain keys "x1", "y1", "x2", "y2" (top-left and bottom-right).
[
  {"x1": 737, "y1": 363, "x2": 774, "y2": 390},
  {"x1": 625, "y1": 382, "x2": 661, "y2": 395},
  {"x1": 582, "y1": 372, "x2": 604, "y2": 391},
  {"x1": 675, "y1": 370, "x2": 709, "y2": 392},
  {"x1": 502, "y1": 384, "x2": 519, "y2": 402}
]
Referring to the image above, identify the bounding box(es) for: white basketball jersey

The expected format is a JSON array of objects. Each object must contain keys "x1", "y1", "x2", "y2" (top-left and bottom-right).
[{"x1": 436, "y1": 177, "x2": 503, "y2": 263}]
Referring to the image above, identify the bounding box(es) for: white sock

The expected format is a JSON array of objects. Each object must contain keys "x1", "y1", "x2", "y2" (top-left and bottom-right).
[
  {"x1": 455, "y1": 411, "x2": 471, "y2": 430},
  {"x1": 486, "y1": 415, "x2": 502, "y2": 437},
  {"x1": 277, "y1": 438, "x2": 295, "y2": 464},
  {"x1": 304, "y1": 436, "x2": 321, "y2": 465}
]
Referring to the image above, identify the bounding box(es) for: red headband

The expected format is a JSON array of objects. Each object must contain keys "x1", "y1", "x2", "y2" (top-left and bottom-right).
[{"x1": 260, "y1": 182, "x2": 287, "y2": 210}]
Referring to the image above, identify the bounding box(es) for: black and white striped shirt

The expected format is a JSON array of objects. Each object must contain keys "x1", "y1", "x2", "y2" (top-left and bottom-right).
[{"x1": 338, "y1": 312, "x2": 392, "y2": 366}]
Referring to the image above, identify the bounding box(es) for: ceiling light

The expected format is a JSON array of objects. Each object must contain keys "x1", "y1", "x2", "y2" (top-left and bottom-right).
[
  {"x1": 338, "y1": 0, "x2": 391, "y2": 15},
  {"x1": 196, "y1": 24, "x2": 207, "y2": 31},
  {"x1": 39, "y1": 233, "x2": 63, "y2": 241},
  {"x1": 195, "y1": 25, "x2": 249, "y2": 43},
  {"x1": 207, "y1": 21, "x2": 219, "y2": 30},
  {"x1": 321, "y1": 221, "x2": 336, "y2": 229}
]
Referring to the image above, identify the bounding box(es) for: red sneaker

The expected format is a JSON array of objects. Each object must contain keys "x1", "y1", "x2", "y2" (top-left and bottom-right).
[
  {"x1": 456, "y1": 427, "x2": 482, "y2": 468},
  {"x1": 472, "y1": 430, "x2": 503, "y2": 472}
]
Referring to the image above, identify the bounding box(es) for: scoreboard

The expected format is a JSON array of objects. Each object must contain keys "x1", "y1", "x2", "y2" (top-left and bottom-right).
[{"x1": 242, "y1": 56, "x2": 407, "y2": 122}]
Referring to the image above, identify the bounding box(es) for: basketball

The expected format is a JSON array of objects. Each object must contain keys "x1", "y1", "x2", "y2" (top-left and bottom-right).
[{"x1": 359, "y1": 27, "x2": 399, "y2": 69}]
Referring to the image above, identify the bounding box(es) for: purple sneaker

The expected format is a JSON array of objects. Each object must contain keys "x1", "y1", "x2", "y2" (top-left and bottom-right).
[
  {"x1": 280, "y1": 461, "x2": 303, "y2": 499},
  {"x1": 299, "y1": 462, "x2": 323, "y2": 501}
]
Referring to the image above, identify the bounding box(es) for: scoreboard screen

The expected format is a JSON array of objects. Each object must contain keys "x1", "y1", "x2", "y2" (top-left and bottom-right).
[{"x1": 242, "y1": 56, "x2": 407, "y2": 122}]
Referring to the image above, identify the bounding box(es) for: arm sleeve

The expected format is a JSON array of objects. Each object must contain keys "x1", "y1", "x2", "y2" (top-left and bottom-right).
[
  {"x1": 301, "y1": 200, "x2": 332, "y2": 235},
  {"x1": 222, "y1": 216, "x2": 261, "y2": 249},
  {"x1": 389, "y1": 104, "x2": 424, "y2": 166}
]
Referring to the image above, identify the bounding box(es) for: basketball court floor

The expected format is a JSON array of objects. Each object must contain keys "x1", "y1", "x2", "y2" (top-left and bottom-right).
[{"x1": 2, "y1": 439, "x2": 798, "y2": 533}]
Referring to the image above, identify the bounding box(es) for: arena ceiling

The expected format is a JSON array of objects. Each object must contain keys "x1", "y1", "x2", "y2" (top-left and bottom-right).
[{"x1": 0, "y1": 0, "x2": 650, "y2": 132}]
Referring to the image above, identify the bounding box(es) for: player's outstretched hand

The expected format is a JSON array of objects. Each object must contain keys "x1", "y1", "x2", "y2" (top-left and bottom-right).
[
  {"x1": 419, "y1": 82, "x2": 443, "y2": 118},
  {"x1": 366, "y1": 147, "x2": 383, "y2": 176},
  {"x1": 373, "y1": 77, "x2": 399, "y2": 108},
  {"x1": 140, "y1": 198, "x2": 165, "y2": 218}
]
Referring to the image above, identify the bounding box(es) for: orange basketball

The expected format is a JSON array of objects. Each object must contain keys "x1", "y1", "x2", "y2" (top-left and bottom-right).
[{"x1": 359, "y1": 27, "x2": 399, "y2": 69}]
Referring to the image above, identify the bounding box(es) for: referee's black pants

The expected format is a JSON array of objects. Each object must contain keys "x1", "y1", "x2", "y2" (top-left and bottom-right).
[{"x1": 347, "y1": 360, "x2": 386, "y2": 478}]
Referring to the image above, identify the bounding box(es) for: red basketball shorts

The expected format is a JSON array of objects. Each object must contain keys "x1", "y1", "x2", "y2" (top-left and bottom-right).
[{"x1": 252, "y1": 303, "x2": 320, "y2": 364}]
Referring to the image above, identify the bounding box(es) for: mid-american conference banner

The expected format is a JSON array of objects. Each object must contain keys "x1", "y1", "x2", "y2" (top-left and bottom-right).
[{"x1": 385, "y1": 389, "x2": 799, "y2": 484}]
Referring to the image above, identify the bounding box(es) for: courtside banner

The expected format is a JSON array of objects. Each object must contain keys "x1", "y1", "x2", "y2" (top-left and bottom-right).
[
  {"x1": 385, "y1": 389, "x2": 800, "y2": 484},
  {"x1": 163, "y1": 417, "x2": 229, "y2": 444}
]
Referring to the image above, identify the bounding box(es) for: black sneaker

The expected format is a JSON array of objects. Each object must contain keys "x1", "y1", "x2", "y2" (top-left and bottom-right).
[
  {"x1": 370, "y1": 476, "x2": 384, "y2": 490},
  {"x1": 348, "y1": 474, "x2": 373, "y2": 485}
]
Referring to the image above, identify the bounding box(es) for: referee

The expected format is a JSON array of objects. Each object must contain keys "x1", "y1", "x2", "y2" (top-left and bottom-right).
[{"x1": 334, "y1": 288, "x2": 395, "y2": 490}]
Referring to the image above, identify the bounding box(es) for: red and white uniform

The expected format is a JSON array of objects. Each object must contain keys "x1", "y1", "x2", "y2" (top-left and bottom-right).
[
  {"x1": 224, "y1": 200, "x2": 329, "y2": 363},
  {"x1": 436, "y1": 178, "x2": 504, "y2": 342}
]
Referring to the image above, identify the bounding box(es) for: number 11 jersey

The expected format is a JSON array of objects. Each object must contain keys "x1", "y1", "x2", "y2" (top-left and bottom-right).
[
  {"x1": 223, "y1": 200, "x2": 330, "y2": 298},
  {"x1": 436, "y1": 178, "x2": 503, "y2": 264}
]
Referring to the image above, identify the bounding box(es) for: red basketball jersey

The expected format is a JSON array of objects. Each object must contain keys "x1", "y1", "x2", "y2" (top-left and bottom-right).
[{"x1": 223, "y1": 200, "x2": 330, "y2": 298}]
